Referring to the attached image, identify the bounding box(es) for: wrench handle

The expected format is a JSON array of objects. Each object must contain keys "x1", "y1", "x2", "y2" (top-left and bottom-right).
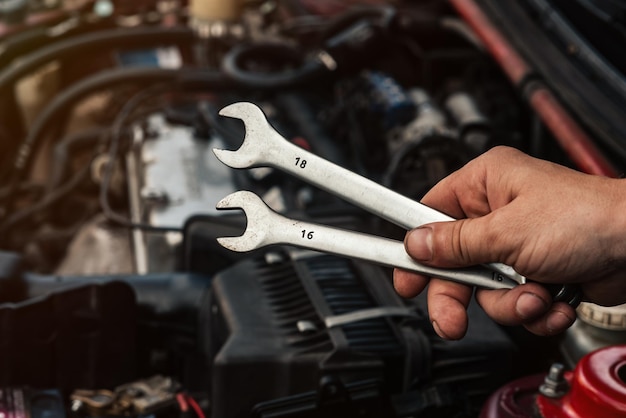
[{"x1": 259, "y1": 212, "x2": 517, "y2": 290}]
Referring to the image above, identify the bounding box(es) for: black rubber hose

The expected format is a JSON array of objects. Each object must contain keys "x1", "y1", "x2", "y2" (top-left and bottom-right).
[
  {"x1": 321, "y1": 5, "x2": 397, "y2": 40},
  {"x1": 0, "y1": 26, "x2": 194, "y2": 89},
  {"x1": 0, "y1": 26, "x2": 195, "y2": 140},
  {"x1": 221, "y1": 42, "x2": 329, "y2": 89},
  {"x1": 4, "y1": 67, "x2": 229, "y2": 198},
  {"x1": 0, "y1": 19, "x2": 119, "y2": 69},
  {"x1": 0, "y1": 26, "x2": 51, "y2": 69},
  {"x1": 47, "y1": 127, "x2": 107, "y2": 193},
  {"x1": 9, "y1": 68, "x2": 178, "y2": 185}
]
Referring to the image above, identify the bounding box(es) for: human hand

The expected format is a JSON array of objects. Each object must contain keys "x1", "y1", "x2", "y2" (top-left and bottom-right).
[{"x1": 393, "y1": 146, "x2": 626, "y2": 340}]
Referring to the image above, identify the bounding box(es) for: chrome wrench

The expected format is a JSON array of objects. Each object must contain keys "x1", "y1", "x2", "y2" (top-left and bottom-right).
[
  {"x1": 213, "y1": 101, "x2": 522, "y2": 284},
  {"x1": 216, "y1": 191, "x2": 517, "y2": 289}
]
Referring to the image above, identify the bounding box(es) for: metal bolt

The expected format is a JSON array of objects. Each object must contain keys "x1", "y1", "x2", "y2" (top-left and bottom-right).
[
  {"x1": 141, "y1": 187, "x2": 169, "y2": 205},
  {"x1": 264, "y1": 252, "x2": 285, "y2": 265},
  {"x1": 297, "y1": 320, "x2": 318, "y2": 334},
  {"x1": 71, "y1": 400, "x2": 83, "y2": 412},
  {"x1": 539, "y1": 363, "x2": 569, "y2": 398}
]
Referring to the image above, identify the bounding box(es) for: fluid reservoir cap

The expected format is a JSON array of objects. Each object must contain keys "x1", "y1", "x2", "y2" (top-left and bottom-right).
[{"x1": 578, "y1": 302, "x2": 626, "y2": 330}]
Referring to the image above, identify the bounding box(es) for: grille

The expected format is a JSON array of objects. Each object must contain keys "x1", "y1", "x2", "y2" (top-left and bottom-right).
[
  {"x1": 301, "y1": 256, "x2": 402, "y2": 354},
  {"x1": 257, "y1": 260, "x2": 331, "y2": 351}
]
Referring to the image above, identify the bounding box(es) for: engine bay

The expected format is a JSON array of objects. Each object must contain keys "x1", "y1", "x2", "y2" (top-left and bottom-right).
[{"x1": 0, "y1": 1, "x2": 625, "y2": 417}]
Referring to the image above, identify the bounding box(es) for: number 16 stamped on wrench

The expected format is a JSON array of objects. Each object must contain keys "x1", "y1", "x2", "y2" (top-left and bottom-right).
[{"x1": 213, "y1": 102, "x2": 582, "y2": 305}]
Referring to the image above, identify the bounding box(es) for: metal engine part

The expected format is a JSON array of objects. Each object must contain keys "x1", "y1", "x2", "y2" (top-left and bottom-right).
[
  {"x1": 127, "y1": 113, "x2": 236, "y2": 273},
  {"x1": 70, "y1": 375, "x2": 180, "y2": 417}
]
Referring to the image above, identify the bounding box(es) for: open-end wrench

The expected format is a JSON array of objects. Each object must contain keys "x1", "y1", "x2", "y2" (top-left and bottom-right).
[
  {"x1": 213, "y1": 102, "x2": 583, "y2": 306},
  {"x1": 216, "y1": 191, "x2": 518, "y2": 289},
  {"x1": 213, "y1": 101, "x2": 522, "y2": 284}
]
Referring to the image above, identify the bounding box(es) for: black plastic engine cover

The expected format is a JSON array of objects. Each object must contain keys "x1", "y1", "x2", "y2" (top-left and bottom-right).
[
  {"x1": 205, "y1": 250, "x2": 517, "y2": 417},
  {"x1": 205, "y1": 251, "x2": 424, "y2": 418},
  {"x1": 0, "y1": 281, "x2": 136, "y2": 392}
]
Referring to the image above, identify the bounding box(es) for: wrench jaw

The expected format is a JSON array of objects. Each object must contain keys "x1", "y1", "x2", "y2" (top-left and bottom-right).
[
  {"x1": 215, "y1": 191, "x2": 272, "y2": 252},
  {"x1": 213, "y1": 102, "x2": 278, "y2": 169}
]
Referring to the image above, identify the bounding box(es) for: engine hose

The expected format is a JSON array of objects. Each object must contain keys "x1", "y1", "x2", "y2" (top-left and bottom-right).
[
  {"x1": 320, "y1": 5, "x2": 396, "y2": 40},
  {"x1": 449, "y1": 0, "x2": 618, "y2": 177},
  {"x1": 0, "y1": 26, "x2": 52, "y2": 69},
  {"x1": 47, "y1": 127, "x2": 108, "y2": 193},
  {"x1": 0, "y1": 26, "x2": 194, "y2": 89},
  {"x1": 221, "y1": 42, "x2": 330, "y2": 89},
  {"x1": 0, "y1": 25, "x2": 195, "y2": 140},
  {"x1": 2, "y1": 67, "x2": 229, "y2": 207},
  {"x1": 0, "y1": 18, "x2": 114, "y2": 69}
]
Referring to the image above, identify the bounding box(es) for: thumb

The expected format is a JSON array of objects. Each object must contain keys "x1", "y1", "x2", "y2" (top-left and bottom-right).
[{"x1": 405, "y1": 217, "x2": 505, "y2": 268}]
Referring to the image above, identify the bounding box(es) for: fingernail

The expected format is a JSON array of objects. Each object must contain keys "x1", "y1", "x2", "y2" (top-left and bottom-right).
[
  {"x1": 516, "y1": 292, "x2": 548, "y2": 320},
  {"x1": 547, "y1": 311, "x2": 575, "y2": 334},
  {"x1": 406, "y1": 227, "x2": 433, "y2": 261},
  {"x1": 432, "y1": 320, "x2": 447, "y2": 339}
]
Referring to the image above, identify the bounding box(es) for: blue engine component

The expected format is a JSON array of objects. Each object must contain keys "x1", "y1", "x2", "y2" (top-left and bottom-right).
[{"x1": 363, "y1": 71, "x2": 416, "y2": 130}]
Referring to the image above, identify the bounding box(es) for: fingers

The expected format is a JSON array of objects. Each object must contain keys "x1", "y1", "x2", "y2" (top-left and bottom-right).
[
  {"x1": 523, "y1": 303, "x2": 576, "y2": 336},
  {"x1": 427, "y1": 279, "x2": 473, "y2": 340},
  {"x1": 393, "y1": 273, "x2": 577, "y2": 340},
  {"x1": 475, "y1": 285, "x2": 576, "y2": 335},
  {"x1": 475, "y1": 283, "x2": 552, "y2": 326},
  {"x1": 393, "y1": 269, "x2": 428, "y2": 298},
  {"x1": 392, "y1": 270, "x2": 472, "y2": 340}
]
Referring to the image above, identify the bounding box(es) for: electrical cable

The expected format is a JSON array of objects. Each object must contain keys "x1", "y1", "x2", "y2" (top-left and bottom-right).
[
  {"x1": 98, "y1": 84, "x2": 183, "y2": 233},
  {"x1": 185, "y1": 395, "x2": 206, "y2": 418},
  {"x1": 176, "y1": 393, "x2": 189, "y2": 413}
]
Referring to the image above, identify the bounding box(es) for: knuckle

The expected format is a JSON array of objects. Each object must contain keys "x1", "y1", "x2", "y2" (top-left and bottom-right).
[
  {"x1": 430, "y1": 221, "x2": 475, "y2": 266},
  {"x1": 486, "y1": 145, "x2": 518, "y2": 160}
]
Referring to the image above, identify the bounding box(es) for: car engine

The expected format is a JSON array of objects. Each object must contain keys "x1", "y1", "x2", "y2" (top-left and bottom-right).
[{"x1": 0, "y1": 1, "x2": 625, "y2": 417}]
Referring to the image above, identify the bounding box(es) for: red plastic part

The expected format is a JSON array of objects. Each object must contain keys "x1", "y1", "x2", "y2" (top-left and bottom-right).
[
  {"x1": 482, "y1": 345, "x2": 626, "y2": 417},
  {"x1": 480, "y1": 373, "x2": 546, "y2": 418},
  {"x1": 537, "y1": 345, "x2": 626, "y2": 418}
]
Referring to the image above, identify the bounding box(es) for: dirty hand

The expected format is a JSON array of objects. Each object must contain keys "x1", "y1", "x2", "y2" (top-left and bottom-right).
[{"x1": 393, "y1": 146, "x2": 626, "y2": 340}]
